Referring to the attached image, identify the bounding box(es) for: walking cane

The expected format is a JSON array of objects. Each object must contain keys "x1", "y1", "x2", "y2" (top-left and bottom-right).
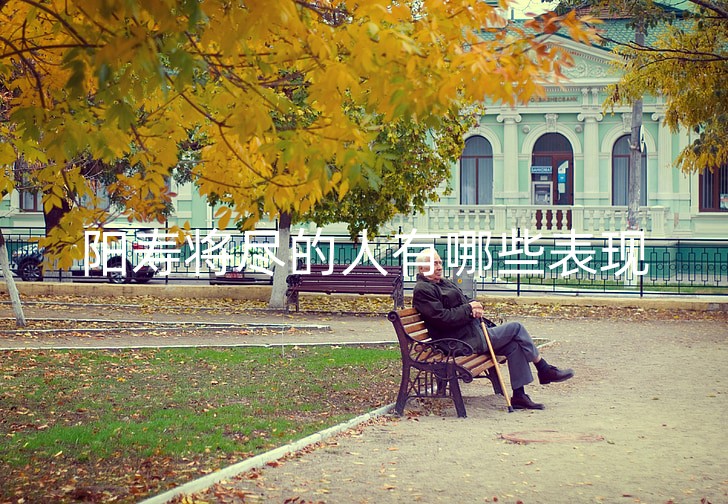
[{"x1": 480, "y1": 320, "x2": 514, "y2": 413}]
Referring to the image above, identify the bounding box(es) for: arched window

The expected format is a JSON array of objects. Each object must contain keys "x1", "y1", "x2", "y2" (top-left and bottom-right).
[
  {"x1": 460, "y1": 136, "x2": 493, "y2": 205},
  {"x1": 531, "y1": 133, "x2": 573, "y2": 206},
  {"x1": 612, "y1": 135, "x2": 647, "y2": 206}
]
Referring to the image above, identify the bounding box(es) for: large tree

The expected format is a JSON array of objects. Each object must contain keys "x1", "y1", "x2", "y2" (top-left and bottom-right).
[
  {"x1": 553, "y1": 0, "x2": 677, "y2": 229},
  {"x1": 555, "y1": 1, "x2": 727, "y2": 178},
  {"x1": 264, "y1": 109, "x2": 475, "y2": 309},
  {"x1": 604, "y1": 1, "x2": 728, "y2": 175},
  {"x1": 0, "y1": 0, "x2": 596, "y2": 266}
]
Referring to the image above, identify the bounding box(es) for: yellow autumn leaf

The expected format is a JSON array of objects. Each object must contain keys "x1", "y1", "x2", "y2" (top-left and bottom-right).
[{"x1": 0, "y1": 0, "x2": 600, "y2": 256}]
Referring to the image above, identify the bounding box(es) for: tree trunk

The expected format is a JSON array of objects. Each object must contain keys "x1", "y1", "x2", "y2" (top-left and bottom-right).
[
  {"x1": 44, "y1": 198, "x2": 71, "y2": 240},
  {"x1": 0, "y1": 230, "x2": 27, "y2": 327},
  {"x1": 268, "y1": 212, "x2": 292, "y2": 309},
  {"x1": 627, "y1": 22, "x2": 646, "y2": 231}
]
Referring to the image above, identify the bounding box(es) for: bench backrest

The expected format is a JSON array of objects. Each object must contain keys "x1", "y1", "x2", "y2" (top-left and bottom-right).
[
  {"x1": 387, "y1": 307, "x2": 436, "y2": 361},
  {"x1": 287, "y1": 264, "x2": 403, "y2": 293},
  {"x1": 388, "y1": 307, "x2": 499, "y2": 358},
  {"x1": 301, "y1": 263, "x2": 401, "y2": 276},
  {"x1": 389, "y1": 307, "x2": 429, "y2": 341}
]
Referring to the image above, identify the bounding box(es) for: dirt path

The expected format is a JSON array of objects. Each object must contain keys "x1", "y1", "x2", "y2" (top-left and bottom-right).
[
  {"x1": 3, "y1": 298, "x2": 727, "y2": 503},
  {"x1": 189, "y1": 317, "x2": 728, "y2": 504},
  {"x1": 0, "y1": 304, "x2": 394, "y2": 348}
]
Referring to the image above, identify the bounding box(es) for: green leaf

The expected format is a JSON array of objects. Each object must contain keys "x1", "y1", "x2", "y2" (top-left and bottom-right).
[
  {"x1": 107, "y1": 102, "x2": 136, "y2": 130},
  {"x1": 0, "y1": 142, "x2": 16, "y2": 164}
]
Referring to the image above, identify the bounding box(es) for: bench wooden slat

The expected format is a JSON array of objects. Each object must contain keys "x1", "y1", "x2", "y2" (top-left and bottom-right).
[
  {"x1": 400, "y1": 316, "x2": 422, "y2": 327},
  {"x1": 404, "y1": 321, "x2": 428, "y2": 334},
  {"x1": 397, "y1": 307, "x2": 420, "y2": 318},
  {"x1": 294, "y1": 285, "x2": 395, "y2": 293},
  {"x1": 413, "y1": 348, "x2": 443, "y2": 362},
  {"x1": 409, "y1": 333, "x2": 429, "y2": 343},
  {"x1": 468, "y1": 361, "x2": 495, "y2": 378},
  {"x1": 455, "y1": 353, "x2": 490, "y2": 367}
]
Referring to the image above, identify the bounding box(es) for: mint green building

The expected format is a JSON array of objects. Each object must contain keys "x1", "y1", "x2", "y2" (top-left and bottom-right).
[{"x1": 382, "y1": 29, "x2": 726, "y2": 239}]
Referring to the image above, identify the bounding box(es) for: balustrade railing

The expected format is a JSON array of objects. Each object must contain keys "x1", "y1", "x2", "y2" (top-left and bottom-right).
[{"x1": 387, "y1": 204, "x2": 671, "y2": 236}]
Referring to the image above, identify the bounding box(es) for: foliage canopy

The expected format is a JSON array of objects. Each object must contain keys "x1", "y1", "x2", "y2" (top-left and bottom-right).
[
  {"x1": 0, "y1": 0, "x2": 595, "y2": 263},
  {"x1": 606, "y1": 0, "x2": 728, "y2": 173},
  {"x1": 554, "y1": 0, "x2": 728, "y2": 173}
]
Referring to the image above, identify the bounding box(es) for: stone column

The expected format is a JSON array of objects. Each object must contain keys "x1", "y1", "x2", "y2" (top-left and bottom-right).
[
  {"x1": 652, "y1": 110, "x2": 672, "y2": 204},
  {"x1": 578, "y1": 91, "x2": 603, "y2": 206},
  {"x1": 578, "y1": 115, "x2": 602, "y2": 197},
  {"x1": 676, "y1": 128, "x2": 693, "y2": 235},
  {"x1": 496, "y1": 108, "x2": 522, "y2": 205}
]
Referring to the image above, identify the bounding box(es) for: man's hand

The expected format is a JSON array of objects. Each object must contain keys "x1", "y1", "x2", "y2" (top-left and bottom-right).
[{"x1": 469, "y1": 301, "x2": 484, "y2": 318}]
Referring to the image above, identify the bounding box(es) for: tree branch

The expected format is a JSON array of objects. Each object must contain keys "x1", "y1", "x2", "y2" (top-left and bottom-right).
[
  {"x1": 0, "y1": 35, "x2": 47, "y2": 109},
  {"x1": 689, "y1": 0, "x2": 728, "y2": 20},
  {"x1": 598, "y1": 34, "x2": 728, "y2": 63},
  {"x1": 0, "y1": 42, "x2": 101, "y2": 59},
  {"x1": 19, "y1": 0, "x2": 90, "y2": 46},
  {"x1": 293, "y1": 0, "x2": 350, "y2": 26}
]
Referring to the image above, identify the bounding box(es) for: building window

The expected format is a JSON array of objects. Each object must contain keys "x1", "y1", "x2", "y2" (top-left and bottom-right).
[
  {"x1": 612, "y1": 135, "x2": 647, "y2": 206},
  {"x1": 15, "y1": 166, "x2": 42, "y2": 212},
  {"x1": 83, "y1": 178, "x2": 112, "y2": 210},
  {"x1": 532, "y1": 133, "x2": 574, "y2": 206},
  {"x1": 699, "y1": 163, "x2": 728, "y2": 212},
  {"x1": 19, "y1": 188, "x2": 42, "y2": 212},
  {"x1": 460, "y1": 136, "x2": 493, "y2": 205}
]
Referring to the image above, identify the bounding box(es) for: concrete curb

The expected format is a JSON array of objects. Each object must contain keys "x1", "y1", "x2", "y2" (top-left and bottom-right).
[
  {"x1": 137, "y1": 403, "x2": 395, "y2": 504},
  {"x1": 485, "y1": 294, "x2": 728, "y2": 312},
  {"x1": 2, "y1": 281, "x2": 273, "y2": 300},
  {"x1": 5, "y1": 281, "x2": 727, "y2": 311},
  {"x1": 0, "y1": 341, "x2": 397, "y2": 351}
]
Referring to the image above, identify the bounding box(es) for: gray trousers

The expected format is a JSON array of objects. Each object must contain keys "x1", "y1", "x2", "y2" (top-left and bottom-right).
[{"x1": 483, "y1": 321, "x2": 539, "y2": 390}]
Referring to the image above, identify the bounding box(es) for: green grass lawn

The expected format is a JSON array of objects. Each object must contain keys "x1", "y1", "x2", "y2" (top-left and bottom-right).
[{"x1": 0, "y1": 346, "x2": 400, "y2": 503}]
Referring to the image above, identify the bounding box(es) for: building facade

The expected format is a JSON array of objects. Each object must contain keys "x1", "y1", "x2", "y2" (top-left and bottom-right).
[{"x1": 383, "y1": 34, "x2": 727, "y2": 239}]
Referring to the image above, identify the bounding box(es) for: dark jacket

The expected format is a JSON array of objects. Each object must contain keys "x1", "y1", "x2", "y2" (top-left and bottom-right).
[{"x1": 412, "y1": 274, "x2": 487, "y2": 353}]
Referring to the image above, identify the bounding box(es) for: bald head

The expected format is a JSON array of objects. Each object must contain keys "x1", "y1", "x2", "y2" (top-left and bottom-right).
[{"x1": 415, "y1": 248, "x2": 443, "y2": 282}]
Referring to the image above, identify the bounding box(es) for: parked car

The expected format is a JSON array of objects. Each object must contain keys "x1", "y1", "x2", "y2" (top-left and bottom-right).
[
  {"x1": 207, "y1": 245, "x2": 277, "y2": 285},
  {"x1": 10, "y1": 229, "x2": 157, "y2": 284},
  {"x1": 10, "y1": 244, "x2": 44, "y2": 282}
]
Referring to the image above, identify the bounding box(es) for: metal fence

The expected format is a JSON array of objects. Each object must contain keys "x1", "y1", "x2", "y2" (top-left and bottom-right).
[{"x1": 3, "y1": 227, "x2": 727, "y2": 297}]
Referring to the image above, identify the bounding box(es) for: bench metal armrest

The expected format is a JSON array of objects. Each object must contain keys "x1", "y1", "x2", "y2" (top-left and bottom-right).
[
  {"x1": 408, "y1": 337, "x2": 474, "y2": 362},
  {"x1": 407, "y1": 338, "x2": 474, "y2": 382},
  {"x1": 427, "y1": 337, "x2": 475, "y2": 359}
]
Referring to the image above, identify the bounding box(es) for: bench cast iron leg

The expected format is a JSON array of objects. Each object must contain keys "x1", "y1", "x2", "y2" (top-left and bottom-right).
[
  {"x1": 394, "y1": 364, "x2": 411, "y2": 416},
  {"x1": 449, "y1": 378, "x2": 467, "y2": 418},
  {"x1": 486, "y1": 369, "x2": 504, "y2": 396}
]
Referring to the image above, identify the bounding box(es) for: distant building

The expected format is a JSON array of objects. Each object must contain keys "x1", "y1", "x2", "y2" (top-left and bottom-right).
[{"x1": 382, "y1": 6, "x2": 726, "y2": 239}]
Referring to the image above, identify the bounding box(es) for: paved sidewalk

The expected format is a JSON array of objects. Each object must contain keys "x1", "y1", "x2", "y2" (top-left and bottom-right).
[
  {"x1": 161, "y1": 315, "x2": 727, "y2": 504},
  {"x1": 2, "y1": 286, "x2": 727, "y2": 350},
  {"x1": 2, "y1": 292, "x2": 727, "y2": 503},
  {"x1": 0, "y1": 305, "x2": 396, "y2": 349}
]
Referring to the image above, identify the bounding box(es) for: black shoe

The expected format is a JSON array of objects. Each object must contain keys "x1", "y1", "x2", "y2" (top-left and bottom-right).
[
  {"x1": 538, "y1": 365, "x2": 574, "y2": 385},
  {"x1": 511, "y1": 394, "x2": 545, "y2": 410}
]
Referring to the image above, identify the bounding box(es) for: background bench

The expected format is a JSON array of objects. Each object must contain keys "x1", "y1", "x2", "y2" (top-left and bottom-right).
[
  {"x1": 286, "y1": 264, "x2": 405, "y2": 311},
  {"x1": 387, "y1": 307, "x2": 507, "y2": 418}
]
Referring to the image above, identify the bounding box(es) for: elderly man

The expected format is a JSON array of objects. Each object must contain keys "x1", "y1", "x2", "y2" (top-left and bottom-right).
[{"x1": 412, "y1": 248, "x2": 573, "y2": 410}]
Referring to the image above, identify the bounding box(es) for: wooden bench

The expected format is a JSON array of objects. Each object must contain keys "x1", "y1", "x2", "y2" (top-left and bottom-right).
[
  {"x1": 285, "y1": 264, "x2": 405, "y2": 311},
  {"x1": 387, "y1": 307, "x2": 508, "y2": 418}
]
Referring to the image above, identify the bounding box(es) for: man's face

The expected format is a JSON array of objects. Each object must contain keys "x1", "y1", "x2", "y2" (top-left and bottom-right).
[{"x1": 420, "y1": 252, "x2": 443, "y2": 282}]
